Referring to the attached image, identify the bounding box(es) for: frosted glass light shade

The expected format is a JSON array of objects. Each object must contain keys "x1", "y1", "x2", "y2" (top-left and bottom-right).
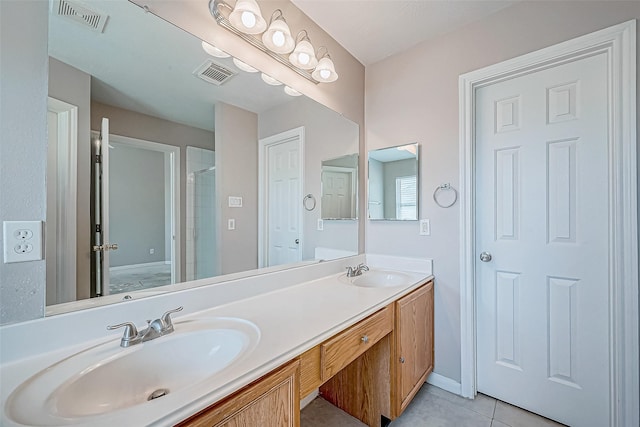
[
  {"x1": 289, "y1": 39, "x2": 317, "y2": 70},
  {"x1": 261, "y1": 73, "x2": 282, "y2": 86},
  {"x1": 262, "y1": 18, "x2": 294, "y2": 54},
  {"x1": 284, "y1": 86, "x2": 302, "y2": 96},
  {"x1": 201, "y1": 41, "x2": 230, "y2": 58},
  {"x1": 229, "y1": 0, "x2": 266, "y2": 34},
  {"x1": 311, "y1": 56, "x2": 338, "y2": 82},
  {"x1": 233, "y1": 58, "x2": 259, "y2": 73}
]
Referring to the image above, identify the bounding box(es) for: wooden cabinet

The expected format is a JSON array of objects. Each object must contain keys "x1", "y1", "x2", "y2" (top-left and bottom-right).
[
  {"x1": 392, "y1": 280, "x2": 434, "y2": 417},
  {"x1": 177, "y1": 360, "x2": 300, "y2": 427}
]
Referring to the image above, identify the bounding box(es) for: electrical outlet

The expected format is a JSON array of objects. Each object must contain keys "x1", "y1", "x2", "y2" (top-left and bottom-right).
[
  {"x1": 317, "y1": 219, "x2": 324, "y2": 231},
  {"x1": 419, "y1": 219, "x2": 431, "y2": 236},
  {"x1": 149, "y1": 248, "x2": 155, "y2": 255},
  {"x1": 3, "y1": 221, "x2": 43, "y2": 263}
]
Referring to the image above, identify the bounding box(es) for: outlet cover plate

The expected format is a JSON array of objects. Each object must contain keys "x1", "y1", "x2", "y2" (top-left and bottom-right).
[{"x1": 3, "y1": 221, "x2": 43, "y2": 263}]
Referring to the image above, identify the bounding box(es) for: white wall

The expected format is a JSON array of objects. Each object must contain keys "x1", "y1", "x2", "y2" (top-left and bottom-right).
[
  {"x1": 365, "y1": 1, "x2": 640, "y2": 383},
  {"x1": 0, "y1": 0, "x2": 48, "y2": 324}
]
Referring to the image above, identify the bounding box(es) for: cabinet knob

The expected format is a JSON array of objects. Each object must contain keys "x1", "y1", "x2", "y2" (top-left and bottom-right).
[
  {"x1": 399, "y1": 356, "x2": 405, "y2": 363},
  {"x1": 361, "y1": 335, "x2": 369, "y2": 344}
]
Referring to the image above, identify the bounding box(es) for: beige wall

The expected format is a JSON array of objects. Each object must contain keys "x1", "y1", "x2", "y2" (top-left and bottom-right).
[
  {"x1": 0, "y1": 0, "x2": 48, "y2": 325},
  {"x1": 365, "y1": 2, "x2": 640, "y2": 383},
  {"x1": 259, "y1": 96, "x2": 360, "y2": 259},
  {"x1": 215, "y1": 102, "x2": 259, "y2": 274},
  {"x1": 91, "y1": 101, "x2": 215, "y2": 282},
  {"x1": 48, "y1": 58, "x2": 92, "y2": 300}
]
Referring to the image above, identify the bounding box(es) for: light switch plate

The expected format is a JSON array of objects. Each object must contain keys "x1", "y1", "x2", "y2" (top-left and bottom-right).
[
  {"x1": 3, "y1": 221, "x2": 44, "y2": 263},
  {"x1": 317, "y1": 219, "x2": 324, "y2": 231},
  {"x1": 228, "y1": 219, "x2": 236, "y2": 230},
  {"x1": 419, "y1": 219, "x2": 430, "y2": 236},
  {"x1": 228, "y1": 196, "x2": 243, "y2": 208}
]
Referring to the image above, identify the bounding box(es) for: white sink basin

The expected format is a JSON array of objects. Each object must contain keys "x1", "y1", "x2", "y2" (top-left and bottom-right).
[
  {"x1": 345, "y1": 269, "x2": 415, "y2": 288},
  {"x1": 5, "y1": 317, "x2": 259, "y2": 426}
]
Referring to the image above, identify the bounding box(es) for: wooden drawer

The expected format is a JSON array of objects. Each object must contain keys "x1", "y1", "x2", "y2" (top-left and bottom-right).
[{"x1": 321, "y1": 305, "x2": 393, "y2": 380}]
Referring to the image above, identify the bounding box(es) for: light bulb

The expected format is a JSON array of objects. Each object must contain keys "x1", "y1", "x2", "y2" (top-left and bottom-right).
[
  {"x1": 320, "y1": 69, "x2": 331, "y2": 79},
  {"x1": 241, "y1": 11, "x2": 256, "y2": 28},
  {"x1": 298, "y1": 52, "x2": 310, "y2": 65},
  {"x1": 272, "y1": 30, "x2": 285, "y2": 47}
]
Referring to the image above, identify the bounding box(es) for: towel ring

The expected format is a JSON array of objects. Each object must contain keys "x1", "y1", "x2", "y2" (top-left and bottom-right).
[
  {"x1": 433, "y1": 183, "x2": 458, "y2": 208},
  {"x1": 303, "y1": 194, "x2": 316, "y2": 211}
]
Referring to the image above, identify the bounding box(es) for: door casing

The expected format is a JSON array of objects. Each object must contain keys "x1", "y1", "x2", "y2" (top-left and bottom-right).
[
  {"x1": 458, "y1": 20, "x2": 637, "y2": 426},
  {"x1": 258, "y1": 126, "x2": 305, "y2": 268}
]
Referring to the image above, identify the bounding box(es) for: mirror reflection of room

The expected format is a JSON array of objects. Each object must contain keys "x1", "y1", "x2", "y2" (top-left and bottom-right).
[
  {"x1": 368, "y1": 143, "x2": 419, "y2": 221},
  {"x1": 321, "y1": 154, "x2": 358, "y2": 220},
  {"x1": 44, "y1": 0, "x2": 359, "y2": 311}
]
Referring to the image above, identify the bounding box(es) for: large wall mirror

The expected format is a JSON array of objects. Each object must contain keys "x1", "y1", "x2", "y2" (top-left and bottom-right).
[
  {"x1": 368, "y1": 143, "x2": 419, "y2": 220},
  {"x1": 28, "y1": 0, "x2": 360, "y2": 317}
]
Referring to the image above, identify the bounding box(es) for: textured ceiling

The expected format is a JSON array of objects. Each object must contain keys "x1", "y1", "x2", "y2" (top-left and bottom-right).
[{"x1": 291, "y1": 0, "x2": 519, "y2": 65}]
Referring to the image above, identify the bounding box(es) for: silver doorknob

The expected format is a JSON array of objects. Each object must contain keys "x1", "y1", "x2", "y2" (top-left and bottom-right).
[
  {"x1": 479, "y1": 252, "x2": 492, "y2": 262},
  {"x1": 295, "y1": 239, "x2": 299, "y2": 244}
]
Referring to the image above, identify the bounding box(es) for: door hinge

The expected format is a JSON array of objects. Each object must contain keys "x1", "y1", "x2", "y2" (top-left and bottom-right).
[
  {"x1": 95, "y1": 154, "x2": 102, "y2": 164},
  {"x1": 95, "y1": 224, "x2": 102, "y2": 233}
]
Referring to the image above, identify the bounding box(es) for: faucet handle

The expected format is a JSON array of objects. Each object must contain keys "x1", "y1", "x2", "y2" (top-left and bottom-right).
[
  {"x1": 160, "y1": 306, "x2": 183, "y2": 332},
  {"x1": 107, "y1": 322, "x2": 139, "y2": 346},
  {"x1": 358, "y1": 263, "x2": 370, "y2": 271}
]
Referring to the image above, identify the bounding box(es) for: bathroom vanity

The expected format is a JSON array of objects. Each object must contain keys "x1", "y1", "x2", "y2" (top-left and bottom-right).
[
  {"x1": 178, "y1": 278, "x2": 434, "y2": 427},
  {"x1": 0, "y1": 256, "x2": 433, "y2": 427}
]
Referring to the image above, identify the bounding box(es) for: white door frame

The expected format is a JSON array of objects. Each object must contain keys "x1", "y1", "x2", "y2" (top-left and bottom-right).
[
  {"x1": 103, "y1": 133, "x2": 181, "y2": 285},
  {"x1": 47, "y1": 97, "x2": 78, "y2": 304},
  {"x1": 458, "y1": 20, "x2": 637, "y2": 426},
  {"x1": 258, "y1": 126, "x2": 305, "y2": 268}
]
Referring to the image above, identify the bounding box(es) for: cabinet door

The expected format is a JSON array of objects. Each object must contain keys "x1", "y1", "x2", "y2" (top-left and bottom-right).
[
  {"x1": 178, "y1": 360, "x2": 300, "y2": 427},
  {"x1": 396, "y1": 281, "x2": 434, "y2": 411}
]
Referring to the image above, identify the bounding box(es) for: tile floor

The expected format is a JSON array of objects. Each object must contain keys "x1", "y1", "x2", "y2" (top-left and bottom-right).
[
  {"x1": 301, "y1": 384, "x2": 566, "y2": 427},
  {"x1": 109, "y1": 264, "x2": 172, "y2": 294}
]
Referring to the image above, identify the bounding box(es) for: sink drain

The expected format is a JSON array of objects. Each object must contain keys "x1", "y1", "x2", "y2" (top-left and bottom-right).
[{"x1": 148, "y1": 388, "x2": 169, "y2": 401}]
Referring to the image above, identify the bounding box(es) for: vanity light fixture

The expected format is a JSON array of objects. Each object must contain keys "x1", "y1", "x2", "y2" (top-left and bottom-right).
[
  {"x1": 233, "y1": 57, "x2": 259, "y2": 72},
  {"x1": 289, "y1": 30, "x2": 317, "y2": 70},
  {"x1": 209, "y1": 0, "x2": 338, "y2": 84},
  {"x1": 261, "y1": 73, "x2": 282, "y2": 86},
  {"x1": 228, "y1": 0, "x2": 266, "y2": 34},
  {"x1": 284, "y1": 86, "x2": 302, "y2": 96},
  {"x1": 262, "y1": 10, "x2": 294, "y2": 54},
  {"x1": 311, "y1": 47, "x2": 338, "y2": 83},
  {"x1": 201, "y1": 41, "x2": 230, "y2": 58}
]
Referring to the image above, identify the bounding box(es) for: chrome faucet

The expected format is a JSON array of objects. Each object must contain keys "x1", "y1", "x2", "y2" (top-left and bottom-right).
[
  {"x1": 346, "y1": 263, "x2": 370, "y2": 277},
  {"x1": 107, "y1": 306, "x2": 183, "y2": 348}
]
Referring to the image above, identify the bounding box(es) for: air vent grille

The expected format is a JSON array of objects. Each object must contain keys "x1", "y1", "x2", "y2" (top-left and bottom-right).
[
  {"x1": 54, "y1": 0, "x2": 108, "y2": 33},
  {"x1": 194, "y1": 60, "x2": 236, "y2": 86}
]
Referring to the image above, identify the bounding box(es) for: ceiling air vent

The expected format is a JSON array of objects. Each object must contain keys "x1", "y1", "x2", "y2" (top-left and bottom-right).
[
  {"x1": 194, "y1": 60, "x2": 237, "y2": 86},
  {"x1": 54, "y1": 0, "x2": 109, "y2": 33}
]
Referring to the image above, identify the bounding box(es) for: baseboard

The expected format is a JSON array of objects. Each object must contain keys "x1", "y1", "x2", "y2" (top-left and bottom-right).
[
  {"x1": 300, "y1": 389, "x2": 319, "y2": 409},
  {"x1": 110, "y1": 261, "x2": 168, "y2": 271},
  {"x1": 427, "y1": 372, "x2": 462, "y2": 396}
]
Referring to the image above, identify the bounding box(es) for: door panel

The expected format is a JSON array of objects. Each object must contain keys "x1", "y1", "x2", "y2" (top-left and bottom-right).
[{"x1": 475, "y1": 53, "x2": 609, "y2": 426}]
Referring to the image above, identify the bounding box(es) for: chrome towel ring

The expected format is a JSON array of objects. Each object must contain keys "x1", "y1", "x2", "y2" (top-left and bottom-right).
[
  {"x1": 433, "y1": 183, "x2": 458, "y2": 208},
  {"x1": 303, "y1": 194, "x2": 316, "y2": 211}
]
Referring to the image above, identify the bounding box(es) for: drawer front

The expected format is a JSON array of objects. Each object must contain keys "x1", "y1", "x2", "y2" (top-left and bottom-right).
[{"x1": 321, "y1": 305, "x2": 393, "y2": 380}]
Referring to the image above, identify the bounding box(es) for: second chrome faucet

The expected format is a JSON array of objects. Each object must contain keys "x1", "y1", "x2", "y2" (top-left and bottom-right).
[{"x1": 107, "y1": 306, "x2": 183, "y2": 348}]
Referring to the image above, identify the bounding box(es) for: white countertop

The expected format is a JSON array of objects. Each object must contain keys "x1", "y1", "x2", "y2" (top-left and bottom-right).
[{"x1": 0, "y1": 257, "x2": 432, "y2": 426}]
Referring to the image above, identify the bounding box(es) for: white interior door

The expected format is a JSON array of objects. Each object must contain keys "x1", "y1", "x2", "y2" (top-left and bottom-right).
[
  {"x1": 321, "y1": 168, "x2": 353, "y2": 218},
  {"x1": 265, "y1": 134, "x2": 303, "y2": 266},
  {"x1": 475, "y1": 53, "x2": 609, "y2": 426}
]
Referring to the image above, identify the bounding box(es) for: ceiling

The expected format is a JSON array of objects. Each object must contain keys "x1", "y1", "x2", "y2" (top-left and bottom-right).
[
  {"x1": 291, "y1": 0, "x2": 520, "y2": 66},
  {"x1": 49, "y1": 0, "x2": 296, "y2": 131}
]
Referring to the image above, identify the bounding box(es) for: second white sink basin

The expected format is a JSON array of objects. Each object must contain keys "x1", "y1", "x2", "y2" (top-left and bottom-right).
[
  {"x1": 346, "y1": 269, "x2": 415, "y2": 288},
  {"x1": 5, "y1": 317, "x2": 260, "y2": 426}
]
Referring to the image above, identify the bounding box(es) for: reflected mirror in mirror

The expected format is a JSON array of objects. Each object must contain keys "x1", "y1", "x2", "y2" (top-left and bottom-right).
[
  {"x1": 321, "y1": 154, "x2": 358, "y2": 220},
  {"x1": 368, "y1": 143, "x2": 419, "y2": 221},
  {"x1": 31, "y1": 0, "x2": 360, "y2": 318}
]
